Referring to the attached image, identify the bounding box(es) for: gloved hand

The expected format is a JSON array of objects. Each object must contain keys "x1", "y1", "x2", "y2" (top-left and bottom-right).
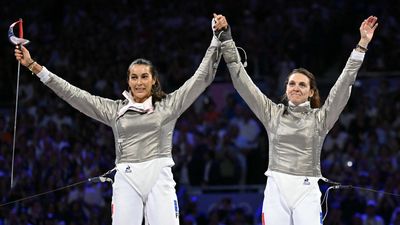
[
  {"x1": 212, "y1": 14, "x2": 232, "y2": 42},
  {"x1": 215, "y1": 25, "x2": 232, "y2": 42}
]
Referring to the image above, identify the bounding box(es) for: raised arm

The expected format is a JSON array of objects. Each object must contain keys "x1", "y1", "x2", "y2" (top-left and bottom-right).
[
  {"x1": 320, "y1": 16, "x2": 378, "y2": 132},
  {"x1": 214, "y1": 14, "x2": 278, "y2": 128},
  {"x1": 14, "y1": 46, "x2": 118, "y2": 126},
  {"x1": 161, "y1": 18, "x2": 222, "y2": 121},
  {"x1": 356, "y1": 16, "x2": 378, "y2": 53}
]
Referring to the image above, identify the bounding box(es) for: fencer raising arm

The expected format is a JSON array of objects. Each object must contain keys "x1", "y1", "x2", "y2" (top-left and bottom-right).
[
  {"x1": 317, "y1": 16, "x2": 378, "y2": 132},
  {"x1": 213, "y1": 14, "x2": 279, "y2": 129},
  {"x1": 14, "y1": 45, "x2": 118, "y2": 126}
]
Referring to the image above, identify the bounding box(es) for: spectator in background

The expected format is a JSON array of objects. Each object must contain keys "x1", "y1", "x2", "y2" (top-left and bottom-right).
[{"x1": 361, "y1": 200, "x2": 384, "y2": 225}]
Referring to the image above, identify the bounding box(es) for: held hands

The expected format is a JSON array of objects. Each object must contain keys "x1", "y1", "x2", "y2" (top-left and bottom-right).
[
  {"x1": 358, "y1": 16, "x2": 378, "y2": 50},
  {"x1": 213, "y1": 13, "x2": 232, "y2": 42},
  {"x1": 14, "y1": 45, "x2": 34, "y2": 67},
  {"x1": 213, "y1": 13, "x2": 228, "y2": 30}
]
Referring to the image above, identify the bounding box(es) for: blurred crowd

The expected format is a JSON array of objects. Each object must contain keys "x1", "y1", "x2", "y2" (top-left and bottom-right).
[{"x1": 1, "y1": 0, "x2": 400, "y2": 224}]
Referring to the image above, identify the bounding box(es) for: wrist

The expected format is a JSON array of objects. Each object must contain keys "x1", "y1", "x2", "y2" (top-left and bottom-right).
[
  {"x1": 355, "y1": 39, "x2": 369, "y2": 53},
  {"x1": 27, "y1": 60, "x2": 43, "y2": 75},
  {"x1": 32, "y1": 63, "x2": 43, "y2": 75},
  {"x1": 357, "y1": 40, "x2": 369, "y2": 49},
  {"x1": 216, "y1": 26, "x2": 232, "y2": 42},
  {"x1": 355, "y1": 44, "x2": 367, "y2": 53},
  {"x1": 26, "y1": 60, "x2": 35, "y2": 68},
  {"x1": 28, "y1": 60, "x2": 37, "y2": 71}
]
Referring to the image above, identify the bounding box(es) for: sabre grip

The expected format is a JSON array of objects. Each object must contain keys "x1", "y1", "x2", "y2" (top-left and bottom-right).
[{"x1": 19, "y1": 18, "x2": 23, "y2": 38}]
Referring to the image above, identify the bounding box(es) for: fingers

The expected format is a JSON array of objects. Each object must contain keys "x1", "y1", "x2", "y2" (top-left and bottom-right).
[
  {"x1": 360, "y1": 16, "x2": 379, "y2": 35},
  {"x1": 14, "y1": 46, "x2": 23, "y2": 59},
  {"x1": 372, "y1": 22, "x2": 378, "y2": 31},
  {"x1": 366, "y1": 16, "x2": 378, "y2": 25},
  {"x1": 213, "y1": 13, "x2": 228, "y2": 31},
  {"x1": 359, "y1": 20, "x2": 366, "y2": 30},
  {"x1": 14, "y1": 45, "x2": 25, "y2": 55},
  {"x1": 364, "y1": 16, "x2": 378, "y2": 29},
  {"x1": 14, "y1": 45, "x2": 29, "y2": 63},
  {"x1": 369, "y1": 16, "x2": 378, "y2": 31}
]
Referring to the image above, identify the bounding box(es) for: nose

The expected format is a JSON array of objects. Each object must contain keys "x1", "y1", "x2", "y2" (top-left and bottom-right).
[{"x1": 292, "y1": 85, "x2": 300, "y2": 91}]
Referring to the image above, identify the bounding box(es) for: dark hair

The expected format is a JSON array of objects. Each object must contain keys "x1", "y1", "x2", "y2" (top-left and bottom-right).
[
  {"x1": 127, "y1": 58, "x2": 166, "y2": 104},
  {"x1": 282, "y1": 68, "x2": 321, "y2": 108}
]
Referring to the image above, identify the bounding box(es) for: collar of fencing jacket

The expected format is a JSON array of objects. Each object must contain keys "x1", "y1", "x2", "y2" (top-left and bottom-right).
[
  {"x1": 117, "y1": 91, "x2": 154, "y2": 117},
  {"x1": 288, "y1": 101, "x2": 311, "y2": 113}
]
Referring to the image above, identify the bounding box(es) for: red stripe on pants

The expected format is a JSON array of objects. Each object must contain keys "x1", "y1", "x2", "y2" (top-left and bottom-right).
[{"x1": 262, "y1": 212, "x2": 265, "y2": 225}]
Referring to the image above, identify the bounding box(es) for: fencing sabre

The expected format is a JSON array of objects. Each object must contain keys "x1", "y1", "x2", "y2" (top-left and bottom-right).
[{"x1": 8, "y1": 18, "x2": 30, "y2": 188}]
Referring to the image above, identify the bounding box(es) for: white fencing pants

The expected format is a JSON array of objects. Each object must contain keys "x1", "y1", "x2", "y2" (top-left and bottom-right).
[
  {"x1": 262, "y1": 171, "x2": 322, "y2": 225},
  {"x1": 112, "y1": 161, "x2": 179, "y2": 225}
]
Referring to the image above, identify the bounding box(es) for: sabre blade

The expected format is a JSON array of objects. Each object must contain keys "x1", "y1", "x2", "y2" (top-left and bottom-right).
[{"x1": 9, "y1": 18, "x2": 28, "y2": 189}]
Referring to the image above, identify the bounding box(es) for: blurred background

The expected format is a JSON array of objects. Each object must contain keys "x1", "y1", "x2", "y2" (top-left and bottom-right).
[{"x1": 1, "y1": 0, "x2": 400, "y2": 224}]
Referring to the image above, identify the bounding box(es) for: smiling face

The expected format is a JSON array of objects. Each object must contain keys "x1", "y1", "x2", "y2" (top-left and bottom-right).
[
  {"x1": 128, "y1": 64, "x2": 155, "y2": 103},
  {"x1": 285, "y1": 72, "x2": 314, "y2": 106}
]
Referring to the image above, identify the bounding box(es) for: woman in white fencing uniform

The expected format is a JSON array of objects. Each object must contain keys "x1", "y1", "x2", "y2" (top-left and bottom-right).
[
  {"x1": 213, "y1": 14, "x2": 378, "y2": 225},
  {"x1": 14, "y1": 18, "x2": 222, "y2": 225}
]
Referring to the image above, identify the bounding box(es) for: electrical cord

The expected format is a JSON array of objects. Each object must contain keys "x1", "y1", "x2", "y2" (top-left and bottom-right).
[
  {"x1": 320, "y1": 177, "x2": 400, "y2": 222},
  {"x1": 0, "y1": 168, "x2": 116, "y2": 208}
]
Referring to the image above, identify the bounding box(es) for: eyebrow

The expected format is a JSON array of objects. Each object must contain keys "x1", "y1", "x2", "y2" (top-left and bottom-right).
[
  {"x1": 288, "y1": 81, "x2": 308, "y2": 86},
  {"x1": 129, "y1": 73, "x2": 150, "y2": 76},
  {"x1": 289, "y1": 81, "x2": 307, "y2": 83}
]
